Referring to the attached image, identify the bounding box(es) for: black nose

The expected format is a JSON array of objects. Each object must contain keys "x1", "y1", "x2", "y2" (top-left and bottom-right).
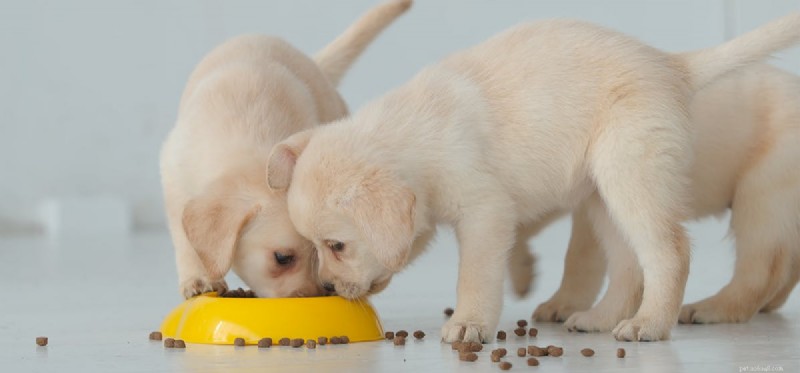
[{"x1": 322, "y1": 282, "x2": 335, "y2": 293}]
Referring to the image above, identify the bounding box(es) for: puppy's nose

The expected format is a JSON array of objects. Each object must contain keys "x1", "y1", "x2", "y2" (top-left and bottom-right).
[{"x1": 322, "y1": 282, "x2": 336, "y2": 293}]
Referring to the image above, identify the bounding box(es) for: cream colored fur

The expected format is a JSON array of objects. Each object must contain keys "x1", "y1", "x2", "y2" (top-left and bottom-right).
[
  {"x1": 267, "y1": 14, "x2": 800, "y2": 342},
  {"x1": 523, "y1": 64, "x2": 800, "y2": 328},
  {"x1": 160, "y1": 0, "x2": 411, "y2": 299}
]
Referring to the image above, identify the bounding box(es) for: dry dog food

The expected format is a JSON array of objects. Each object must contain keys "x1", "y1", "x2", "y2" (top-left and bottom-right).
[
  {"x1": 527, "y1": 357, "x2": 539, "y2": 366},
  {"x1": 547, "y1": 345, "x2": 564, "y2": 357},
  {"x1": 458, "y1": 342, "x2": 483, "y2": 353},
  {"x1": 617, "y1": 348, "x2": 626, "y2": 358},
  {"x1": 279, "y1": 338, "x2": 290, "y2": 346},
  {"x1": 36, "y1": 337, "x2": 48, "y2": 347},
  {"x1": 517, "y1": 319, "x2": 528, "y2": 327},
  {"x1": 290, "y1": 338, "x2": 304, "y2": 348},
  {"x1": 459, "y1": 352, "x2": 478, "y2": 362},
  {"x1": 174, "y1": 339, "x2": 186, "y2": 349},
  {"x1": 306, "y1": 339, "x2": 316, "y2": 349},
  {"x1": 514, "y1": 327, "x2": 526, "y2": 336},
  {"x1": 413, "y1": 330, "x2": 425, "y2": 340},
  {"x1": 581, "y1": 348, "x2": 595, "y2": 357},
  {"x1": 340, "y1": 336, "x2": 350, "y2": 344},
  {"x1": 149, "y1": 331, "x2": 162, "y2": 341},
  {"x1": 496, "y1": 331, "x2": 506, "y2": 340},
  {"x1": 444, "y1": 307, "x2": 454, "y2": 317},
  {"x1": 318, "y1": 337, "x2": 328, "y2": 345},
  {"x1": 491, "y1": 354, "x2": 501, "y2": 362},
  {"x1": 517, "y1": 347, "x2": 526, "y2": 357},
  {"x1": 234, "y1": 338, "x2": 246, "y2": 346},
  {"x1": 394, "y1": 336, "x2": 406, "y2": 346},
  {"x1": 528, "y1": 328, "x2": 538, "y2": 337},
  {"x1": 491, "y1": 348, "x2": 507, "y2": 358},
  {"x1": 164, "y1": 338, "x2": 175, "y2": 348},
  {"x1": 385, "y1": 331, "x2": 395, "y2": 340},
  {"x1": 499, "y1": 361, "x2": 512, "y2": 370},
  {"x1": 330, "y1": 337, "x2": 341, "y2": 344},
  {"x1": 451, "y1": 341, "x2": 463, "y2": 350},
  {"x1": 528, "y1": 345, "x2": 547, "y2": 357},
  {"x1": 396, "y1": 330, "x2": 409, "y2": 338},
  {"x1": 219, "y1": 288, "x2": 256, "y2": 298},
  {"x1": 258, "y1": 338, "x2": 272, "y2": 348}
]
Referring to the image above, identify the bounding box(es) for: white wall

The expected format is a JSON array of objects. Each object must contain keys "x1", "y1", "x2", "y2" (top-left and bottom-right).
[{"x1": 0, "y1": 0, "x2": 798, "y2": 235}]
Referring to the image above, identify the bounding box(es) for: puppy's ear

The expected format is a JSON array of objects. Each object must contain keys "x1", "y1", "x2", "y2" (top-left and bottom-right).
[
  {"x1": 346, "y1": 171, "x2": 416, "y2": 272},
  {"x1": 267, "y1": 130, "x2": 313, "y2": 191},
  {"x1": 182, "y1": 194, "x2": 260, "y2": 279}
]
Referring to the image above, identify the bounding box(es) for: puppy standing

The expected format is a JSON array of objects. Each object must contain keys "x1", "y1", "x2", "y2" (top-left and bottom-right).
[
  {"x1": 268, "y1": 14, "x2": 800, "y2": 341},
  {"x1": 524, "y1": 64, "x2": 800, "y2": 328},
  {"x1": 160, "y1": 0, "x2": 412, "y2": 299}
]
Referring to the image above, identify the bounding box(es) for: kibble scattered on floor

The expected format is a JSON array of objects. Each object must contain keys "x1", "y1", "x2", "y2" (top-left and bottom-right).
[
  {"x1": 393, "y1": 336, "x2": 406, "y2": 346},
  {"x1": 459, "y1": 352, "x2": 478, "y2": 362},
  {"x1": 499, "y1": 361, "x2": 512, "y2": 370},
  {"x1": 413, "y1": 330, "x2": 425, "y2": 340},
  {"x1": 148, "y1": 331, "x2": 162, "y2": 341},
  {"x1": 258, "y1": 338, "x2": 272, "y2": 348},
  {"x1": 528, "y1": 328, "x2": 538, "y2": 337},
  {"x1": 163, "y1": 338, "x2": 175, "y2": 348},
  {"x1": 36, "y1": 337, "x2": 48, "y2": 347},
  {"x1": 444, "y1": 307, "x2": 454, "y2": 317},
  {"x1": 174, "y1": 339, "x2": 186, "y2": 349},
  {"x1": 385, "y1": 331, "x2": 394, "y2": 340},
  {"x1": 396, "y1": 330, "x2": 409, "y2": 338},
  {"x1": 514, "y1": 327, "x2": 526, "y2": 336},
  {"x1": 234, "y1": 338, "x2": 246, "y2": 347},
  {"x1": 517, "y1": 319, "x2": 528, "y2": 327},
  {"x1": 318, "y1": 337, "x2": 328, "y2": 345},
  {"x1": 290, "y1": 338, "x2": 304, "y2": 348},
  {"x1": 617, "y1": 348, "x2": 626, "y2": 358},
  {"x1": 527, "y1": 357, "x2": 539, "y2": 366},
  {"x1": 581, "y1": 348, "x2": 595, "y2": 357},
  {"x1": 279, "y1": 338, "x2": 290, "y2": 346},
  {"x1": 496, "y1": 331, "x2": 507, "y2": 340},
  {"x1": 306, "y1": 339, "x2": 316, "y2": 349},
  {"x1": 517, "y1": 347, "x2": 526, "y2": 357}
]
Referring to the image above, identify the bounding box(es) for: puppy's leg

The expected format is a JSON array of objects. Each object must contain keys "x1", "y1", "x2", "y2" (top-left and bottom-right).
[
  {"x1": 760, "y1": 260, "x2": 799, "y2": 312},
  {"x1": 563, "y1": 196, "x2": 642, "y2": 331},
  {"x1": 590, "y1": 105, "x2": 692, "y2": 341},
  {"x1": 534, "y1": 202, "x2": 607, "y2": 322},
  {"x1": 442, "y1": 198, "x2": 517, "y2": 343},
  {"x1": 508, "y1": 213, "x2": 561, "y2": 298},
  {"x1": 168, "y1": 207, "x2": 227, "y2": 299},
  {"x1": 679, "y1": 163, "x2": 799, "y2": 322}
]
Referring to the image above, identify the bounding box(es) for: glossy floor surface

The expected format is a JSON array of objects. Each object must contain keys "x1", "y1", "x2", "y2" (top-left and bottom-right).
[{"x1": 3, "y1": 217, "x2": 799, "y2": 372}]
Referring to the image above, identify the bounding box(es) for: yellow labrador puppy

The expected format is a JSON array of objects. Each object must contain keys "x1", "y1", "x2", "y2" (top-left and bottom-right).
[
  {"x1": 267, "y1": 14, "x2": 800, "y2": 341},
  {"x1": 160, "y1": 0, "x2": 411, "y2": 299},
  {"x1": 521, "y1": 64, "x2": 800, "y2": 328}
]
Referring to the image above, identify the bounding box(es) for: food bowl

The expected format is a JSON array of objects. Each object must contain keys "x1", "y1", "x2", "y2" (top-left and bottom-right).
[{"x1": 160, "y1": 292, "x2": 384, "y2": 345}]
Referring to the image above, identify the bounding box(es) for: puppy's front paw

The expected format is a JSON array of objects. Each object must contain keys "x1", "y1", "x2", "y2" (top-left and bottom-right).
[
  {"x1": 441, "y1": 318, "x2": 491, "y2": 343},
  {"x1": 612, "y1": 317, "x2": 672, "y2": 342},
  {"x1": 563, "y1": 308, "x2": 619, "y2": 333},
  {"x1": 180, "y1": 277, "x2": 228, "y2": 299},
  {"x1": 533, "y1": 297, "x2": 588, "y2": 322}
]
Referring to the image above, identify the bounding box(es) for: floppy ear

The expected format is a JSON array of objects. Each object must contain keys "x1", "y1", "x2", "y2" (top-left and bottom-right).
[
  {"x1": 267, "y1": 130, "x2": 313, "y2": 191},
  {"x1": 347, "y1": 172, "x2": 416, "y2": 272},
  {"x1": 182, "y1": 194, "x2": 260, "y2": 279}
]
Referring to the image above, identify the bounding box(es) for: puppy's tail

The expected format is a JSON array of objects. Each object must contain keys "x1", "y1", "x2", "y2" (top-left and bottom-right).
[
  {"x1": 314, "y1": 0, "x2": 411, "y2": 87},
  {"x1": 677, "y1": 12, "x2": 800, "y2": 90}
]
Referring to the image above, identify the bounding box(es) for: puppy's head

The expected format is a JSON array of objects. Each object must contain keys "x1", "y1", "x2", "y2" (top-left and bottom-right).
[
  {"x1": 182, "y1": 176, "x2": 325, "y2": 298},
  {"x1": 267, "y1": 128, "x2": 416, "y2": 299}
]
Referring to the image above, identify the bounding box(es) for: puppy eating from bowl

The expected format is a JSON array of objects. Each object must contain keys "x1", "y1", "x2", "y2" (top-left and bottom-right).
[
  {"x1": 267, "y1": 14, "x2": 800, "y2": 341},
  {"x1": 159, "y1": 0, "x2": 412, "y2": 299}
]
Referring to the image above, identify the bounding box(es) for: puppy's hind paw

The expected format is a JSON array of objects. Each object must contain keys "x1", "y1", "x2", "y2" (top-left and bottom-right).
[
  {"x1": 612, "y1": 317, "x2": 672, "y2": 342},
  {"x1": 180, "y1": 277, "x2": 228, "y2": 299},
  {"x1": 533, "y1": 298, "x2": 586, "y2": 323},
  {"x1": 441, "y1": 318, "x2": 491, "y2": 343}
]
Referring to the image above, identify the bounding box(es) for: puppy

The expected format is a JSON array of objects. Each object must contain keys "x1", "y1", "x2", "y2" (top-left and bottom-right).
[
  {"x1": 160, "y1": 0, "x2": 412, "y2": 299},
  {"x1": 524, "y1": 64, "x2": 800, "y2": 328},
  {"x1": 267, "y1": 14, "x2": 800, "y2": 341}
]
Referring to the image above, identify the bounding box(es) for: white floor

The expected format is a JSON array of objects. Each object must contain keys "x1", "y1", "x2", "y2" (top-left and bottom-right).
[{"x1": 3, "y1": 216, "x2": 799, "y2": 372}]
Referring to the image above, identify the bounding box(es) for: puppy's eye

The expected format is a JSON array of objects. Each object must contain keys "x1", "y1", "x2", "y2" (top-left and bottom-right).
[
  {"x1": 326, "y1": 240, "x2": 345, "y2": 252},
  {"x1": 274, "y1": 252, "x2": 294, "y2": 266}
]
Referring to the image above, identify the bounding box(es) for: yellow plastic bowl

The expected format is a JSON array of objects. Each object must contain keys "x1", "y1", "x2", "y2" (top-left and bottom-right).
[{"x1": 160, "y1": 293, "x2": 383, "y2": 345}]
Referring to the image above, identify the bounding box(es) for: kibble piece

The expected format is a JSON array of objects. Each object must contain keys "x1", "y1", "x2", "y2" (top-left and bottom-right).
[
  {"x1": 581, "y1": 348, "x2": 595, "y2": 357},
  {"x1": 491, "y1": 348, "x2": 507, "y2": 357},
  {"x1": 396, "y1": 330, "x2": 409, "y2": 338},
  {"x1": 617, "y1": 348, "x2": 626, "y2": 358},
  {"x1": 528, "y1": 345, "x2": 547, "y2": 357},
  {"x1": 459, "y1": 352, "x2": 478, "y2": 362},
  {"x1": 306, "y1": 339, "x2": 316, "y2": 349},
  {"x1": 330, "y1": 337, "x2": 341, "y2": 345},
  {"x1": 527, "y1": 357, "x2": 539, "y2": 366},
  {"x1": 517, "y1": 319, "x2": 528, "y2": 327},
  {"x1": 496, "y1": 331, "x2": 506, "y2": 340},
  {"x1": 163, "y1": 338, "x2": 175, "y2": 348},
  {"x1": 149, "y1": 331, "x2": 162, "y2": 341},
  {"x1": 458, "y1": 341, "x2": 482, "y2": 352},
  {"x1": 444, "y1": 307, "x2": 454, "y2": 317},
  {"x1": 385, "y1": 331, "x2": 395, "y2": 340},
  {"x1": 290, "y1": 338, "x2": 304, "y2": 348},
  {"x1": 174, "y1": 339, "x2": 186, "y2": 349},
  {"x1": 514, "y1": 327, "x2": 526, "y2": 336},
  {"x1": 258, "y1": 338, "x2": 272, "y2": 348},
  {"x1": 451, "y1": 341, "x2": 463, "y2": 350},
  {"x1": 234, "y1": 338, "x2": 246, "y2": 346},
  {"x1": 499, "y1": 361, "x2": 512, "y2": 370},
  {"x1": 318, "y1": 337, "x2": 328, "y2": 345},
  {"x1": 547, "y1": 345, "x2": 564, "y2": 357},
  {"x1": 340, "y1": 336, "x2": 350, "y2": 344},
  {"x1": 517, "y1": 347, "x2": 527, "y2": 357},
  {"x1": 393, "y1": 336, "x2": 406, "y2": 346},
  {"x1": 279, "y1": 338, "x2": 290, "y2": 346},
  {"x1": 413, "y1": 330, "x2": 425, "y2": 340},
  {"x1": 36, "y1": 337, "x2": 48, "y2": 346},
  {"x1": 528, "y1": 328, "x2": 538, "y2": 337},
  {"x1": 491, "y1": 354, "x2": 501, "y2": 362}
]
